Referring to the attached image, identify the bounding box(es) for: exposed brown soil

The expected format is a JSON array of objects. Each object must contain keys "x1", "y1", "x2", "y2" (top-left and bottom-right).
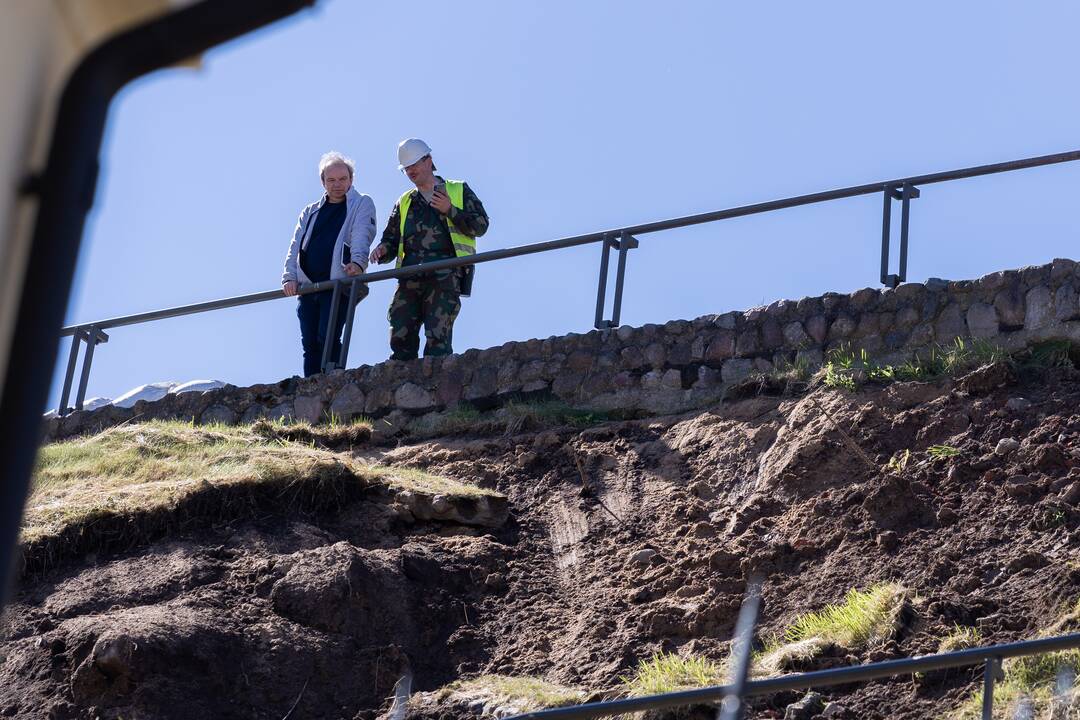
[{"x1": 3, "y1": 363, "x2": 1080, "y2": 720}]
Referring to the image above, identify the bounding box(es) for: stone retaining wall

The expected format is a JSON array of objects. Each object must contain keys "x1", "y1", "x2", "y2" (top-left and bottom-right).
[{"x1": 47, "y1": 257, "x2": 1080, "y2": 440}]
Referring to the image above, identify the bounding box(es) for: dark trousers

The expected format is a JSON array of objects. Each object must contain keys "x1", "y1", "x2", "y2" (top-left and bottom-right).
[{"x1": 298, "y1": 290, "x2": 349, "y2": 377}]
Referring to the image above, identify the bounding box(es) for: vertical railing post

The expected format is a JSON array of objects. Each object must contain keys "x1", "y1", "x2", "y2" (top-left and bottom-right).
[
  {"x1": 593, "y1": 235, "x2": 613, "y2": 329},
  {"x1": 981, "y1": 656, "x2": 1001, "y2": 720},
  {"x1": 898, "y1": 182, "x2": 919, "y2": 285},
  {"x1": 320, "y1": 281, "x2": 343, "y2": 373},
  {"x1": 58, "y1": 330, "x2": 86, "y2": 416},
  {"x1": 718, "y1": 577, "x2": 762, "y2": 720},
  {"x1": 610, "y1": 232, "x2": 639, "y2": 328},
  {"x1": 337, "y1": 278, "x2": 363, "y2": 370},
  {"x1": 880, "y1": 185, "x2": 893, "y2": 286},
  {"x1": 74, "y1": 326, "x2": 107, "y2": 412}
]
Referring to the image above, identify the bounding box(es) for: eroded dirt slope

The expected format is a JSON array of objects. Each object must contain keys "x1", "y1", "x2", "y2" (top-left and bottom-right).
[{"x1": 3, "y1": 365, "x2": 1080, "y2": 719}]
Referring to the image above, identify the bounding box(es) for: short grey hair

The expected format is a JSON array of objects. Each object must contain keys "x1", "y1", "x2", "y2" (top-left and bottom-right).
[{"x1": 319, "y1": 151, "x2": 355, "y2": 180}]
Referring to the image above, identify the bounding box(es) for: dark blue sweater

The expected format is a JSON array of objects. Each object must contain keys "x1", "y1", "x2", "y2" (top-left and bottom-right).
[{"x1": 300, "y1": 200, "x2": 347, "y2": 282}]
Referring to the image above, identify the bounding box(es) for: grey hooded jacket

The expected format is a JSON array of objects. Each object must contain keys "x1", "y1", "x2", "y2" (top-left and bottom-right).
[{"x1": 282, "y1": 187, "x2": 377, "y2": 286}]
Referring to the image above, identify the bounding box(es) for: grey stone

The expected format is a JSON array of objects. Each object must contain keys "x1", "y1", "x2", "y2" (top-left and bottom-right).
[
  {"x1": 704, "y1": 331, "x2": 736, "y2": 361},
  {"x1": 660, "y1": 369, "x2": 682, "y2": 390},
  {"x1": 735, "y1": 329, "x2": 760, "y2": 356},
  {"x1": 620, "y1": 346, "x2": 644, "y2": 369},
  {"x1": 721, "y1": 359, "x2": 754, "y2": 383},
  {"x1": 293, "y1": 395, "x2": 324, "y2": 424},
  {"x1": 695, "y1": 366, "x2": 721, "y2": 388},
  {"x1": 850, "y1": 287, "x2": 880, "y2": 311},
  {"x1": 664, "y1": 319, "x2": 689, "y2": 334},
  {"x1": 828, "y1": 316, "x2": 856, "y2": 341},
  {"x1": 1024, "y1": 286, "x2": 1053, "y2": 330},
  {"x1": 894, "y1": 306, "x2": 920, "y2": 330},
  {"x1": 908, "y1": 323, "x2": 934, "y2": 347},
  {"x1": 893, "y1": 282, "x2": 925, "y2": 302},
  {"x1": 994, "y1": 287, "x2": 1025, "y2": 327},
  {"x1": 926, "y1": 277, "x2": 949, "y2": 292},
  {"x1": 714, "y1": 312, "x2": 738, "y2": 330},
  {"x1": 760, "y1": 319, "x2": 784, "y2": 350},
  {"x1": 641, "y1": 370, "x2": 664, "y2": 390},
  {"x1": 782, "y1": 321, "x2": 810, "y2": 347},
  {"x1": 1051, "y1": 258, "x2": 1077, "y2": 282},
  {"x1": 690, "y1": 335, "x2": 707, "y2": 360},
  {"x1": 805, "y1": 315, "x2": 828, "y2": 344},
  {"x1": 643, "y1": 343, "x2": 667, "y2": 368},
  {"x1": 784, "y1": 691, "x2": 825, "y2": 720},
  {"x1": 616, "y1": 325, "x2": 635, "y2": 342},
  {"x1": 518, "y1": 360, "x2": 546, "y2": 383},
  {"x1": 995, "y1": 438, "x2": 1020, "y2": 454},
  {"x1": 821, "y1": 702, "x2": 846, "y2": 719},
  {"x1": 268, "y1": 402, "x2": 294, "y2": 422},
  {"x1": 395, "y1": 382, "x2": 434, "y2": 410},
  {"x1": 628, "y1": 548, "x2": 657, "y2": 565},
  {"x1": 966, "y1": 302, "x2": 999, "y2": 338},
  {"x1": 329, "y1": 384, "x2": 366, "y2": 418},
  {"x1": 935, "y1": 303, "x2": 966, "y2": 342},
  {"x1": 1006, "y1": 398, "x2": 1032, "y2": 413},
  {"x1": 1055, "y1": 284, "x2": 1078, "y2": 322},
  {"x1": 200, "y1": 405, "x2": 236, "y2": 425},
  {"x1": 753, "y1": 358, "x2": 774, "y2": 374}
]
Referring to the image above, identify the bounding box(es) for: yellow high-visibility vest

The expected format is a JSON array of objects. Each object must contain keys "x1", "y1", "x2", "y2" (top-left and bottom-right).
[{"x1": 396, "y1": 180, "x2": 476, "y2": 268}]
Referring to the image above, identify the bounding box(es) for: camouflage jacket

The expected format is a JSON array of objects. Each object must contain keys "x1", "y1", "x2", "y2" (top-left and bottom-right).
[{"x1": 374, "y1": 177, "x2": 489, "y2": 271}]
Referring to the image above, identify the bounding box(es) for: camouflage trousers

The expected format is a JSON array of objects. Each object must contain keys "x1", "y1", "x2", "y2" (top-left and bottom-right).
[{"x1": 388, "y1": 274, "x2": 461, "y2": 360}]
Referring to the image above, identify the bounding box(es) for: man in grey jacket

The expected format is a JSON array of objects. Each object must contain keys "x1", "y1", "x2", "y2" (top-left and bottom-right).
[{"x1": 282, "y1": 151, "x2": 376, "y2": 376}]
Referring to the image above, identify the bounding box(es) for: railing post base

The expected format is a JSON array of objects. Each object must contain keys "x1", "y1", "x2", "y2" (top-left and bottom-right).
[
  {"x1": 594, "y1": 233, "x2": 638, "y2": 329},
  {"x1": 880, "y1": 182, "x2": 920, "y2": 289}
]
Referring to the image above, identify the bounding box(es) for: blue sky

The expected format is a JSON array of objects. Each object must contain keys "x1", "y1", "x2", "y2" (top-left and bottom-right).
[{"x1": 52, "y1": 0, "x2": 1080, "y2": 406}]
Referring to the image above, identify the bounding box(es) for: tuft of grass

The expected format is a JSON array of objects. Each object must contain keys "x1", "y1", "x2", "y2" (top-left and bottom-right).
[
  {"x1": 937, "y1": 625, "x2": 982, "y2": 654},
  {"x1": 251, "y1": 416, "x2": 372, "y2": 448},
  {"x1": 952, "y1": 599, "x2": 1080, "y2": 719},
  {"x1": 24, "y1": 420, "x2": 497, "y2": 570},
  {"x1": 436, "y1": 675, "x2": 585, "y2": 712},
  {"x1": 621, "y1": 653, "x2": 726, "y2": 697},
  {"x1": 820, "y1": 338, "x2": 1009, "y2": 392},
  {"x1": 927, "y1": 444, "x2": 961, "y2": 459},
  {"x1": 366, "y1": 465, "x2": 491, "y2": 498},
  {"x1": 886, "y1": 449, "x2": 912, "y2": 474},
  {"x1": 756, "y1": 584, "x2": 909, "y2": 675}
]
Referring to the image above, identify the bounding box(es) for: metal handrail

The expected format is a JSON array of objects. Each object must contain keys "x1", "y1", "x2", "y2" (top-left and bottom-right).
[
  {"x1": 54, "y1": 149, "x2": 1080, "y2": 413},
  {"x1": 507, "y1": 633, "x2": 1080, "y2": 720}
]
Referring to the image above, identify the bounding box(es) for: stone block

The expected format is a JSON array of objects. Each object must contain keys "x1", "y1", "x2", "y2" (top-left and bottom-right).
[
  {"x1": 641, "y1": 369, "x2": 664, "y2": 390},
  {"x1": 782, "y1": 321, "x2": 810, "y2": 347},
  {"x1": 758, "y1": 319, "x2": 782, "y2": 350},
  {"x1": 293, "y1": 395, "x2": 324, "y2": 424},
  {"x1": 994, "y1": 287, "x2": 1025, "y2": 327},
  {"x1": 644, "y1": 343, "x2": 667, "y2": 368},
  {"x1": 736, "y1": 329, "x2": 760, "y2": 356},
  {"x1": 660, "y1": 369, "x2": 683, "y2": 390},
  {"x1": 668, "y1": 341, "x2": 693, "y2": 365},
  {"x1": 200, "y1": 405, "x2": 236, "y2": 425},
  {"x1": 1055, "y1": 284, "x2": 1078, "y2": 322},
  {"x1": 704, "y1": 331, "x2": 736, "y2": 361},
  {"x1": 329, "y1": 384, "x2": 366, "y2": 418},
  {"x1": 966, "y1": 302, "x2": 998, "y2": 338},
  {"x1": 828, "y1": 316, "x2": 856, "y2": 341},
  {"x1": 694, "y1": 366, "x2": 721, "y2": 388},
  {"x1": 850, "y1": 287, "x2": 880, "y2": 311},
  {"x1": 1024, "y1": 286, "x2": 1053, "y2": 330},
  {"x1": 935, "y1": 303, "x2": 966, "y2": 342},
  {"x1": 1053, "y1": 258, "x2": 1078, "y2": 283},
  {"x1": 620, "y1": 346, "x2": 645, "y2": 369},
  {"x1": 805, "y1": 315, "x2": 828, "y2": 344},
  {"x1": 565, "y1": 351, "x2": 593, "y2": 372},
  {"x1": 394, "y1": 383, "x2": 433, "y2": 411},
  {"x1": 896, "y1": 307, "x2": 919, "y2": 330},
  {"x1": 721, "y1": 358, "x2": 754, "y2": 383},
  {"x1": 714, "y1": 312, "x2": 739, "y2": 330}
]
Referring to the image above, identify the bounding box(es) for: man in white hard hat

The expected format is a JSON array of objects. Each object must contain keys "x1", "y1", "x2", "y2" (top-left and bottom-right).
[
  {"x1": 369, "y1": 138, "x2": 488, "y2": 360},
  {"x1": 282, "y1": 151, "x2": 377, "y2": 376}
]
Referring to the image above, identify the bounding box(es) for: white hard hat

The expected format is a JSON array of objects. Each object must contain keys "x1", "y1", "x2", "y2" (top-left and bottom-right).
[{"x1": 397, "y1": 138, "x2": 432, "y2": 170}]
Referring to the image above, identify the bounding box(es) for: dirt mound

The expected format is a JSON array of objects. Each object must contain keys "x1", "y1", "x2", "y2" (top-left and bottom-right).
[{"x1": 3, "y1": 363, "x2": 1080, "y2": 719}]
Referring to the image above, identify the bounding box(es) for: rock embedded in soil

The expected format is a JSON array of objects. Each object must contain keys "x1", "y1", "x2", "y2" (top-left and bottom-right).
[{"x1": 995, "y1": 437, "x2": 1020, "y2": 454}]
